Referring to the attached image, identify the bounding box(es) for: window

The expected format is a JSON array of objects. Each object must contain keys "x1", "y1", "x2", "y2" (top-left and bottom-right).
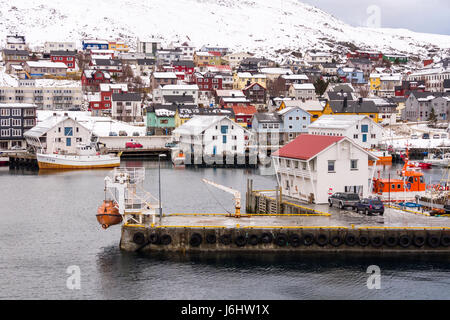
[
  {"x1": 353, "y1": 134, "x2": 358, "y2": 139},
  {"x1": 1, "y1": 109, "x2": 10, "y2": 116},
  {"x1": 12, "y1": 109, "x2": 21, "y2": 116},
  {"x1": 12, "y1": 119, "x2": 21, "y2": 126},
  {"x1": 351, "y1": 160, "x2": 358, "y2": 170},
  {"x1": 64, "y1": 127, "x2": 73, "y2": 136},
  {"x1": 328, "y1": 160, "x2": 335, "y2": 172},
  {"x1": 1, "y1": 119, "x2": 10, "y2": 126}
]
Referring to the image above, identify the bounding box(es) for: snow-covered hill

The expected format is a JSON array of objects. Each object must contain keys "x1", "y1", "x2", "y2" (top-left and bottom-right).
[{"x1": 2, "y1": 0, "x2": 450, "y2": 60}]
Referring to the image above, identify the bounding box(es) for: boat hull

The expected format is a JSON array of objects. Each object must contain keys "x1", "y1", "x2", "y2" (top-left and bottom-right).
[{"x1": 37, "y1": 153, "x2": 120, "y2": 169}]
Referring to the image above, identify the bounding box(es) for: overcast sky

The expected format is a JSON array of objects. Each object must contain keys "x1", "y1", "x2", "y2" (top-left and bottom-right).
[{"x1": 300, "y1": 0, "x2": 450, "y2": 35}]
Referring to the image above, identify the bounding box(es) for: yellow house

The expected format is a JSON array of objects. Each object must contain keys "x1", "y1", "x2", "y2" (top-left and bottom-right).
[
  {"x1": 108, "y1": 41, "x2": 129, "y2": 52},
  {"x1": 193, "y1": 52, "x2": 222, "y2": 67},
  {"x1": 233, "y1": 72, "x2": 267, "y2": 90},
  {"x1": 369, "y1": 74, "x2": 381, "y2": 92},
  {"x1": 279, "y1": 100, "x2": 326, "y2": 122},
  {"x1": 326, "y1": 99, "x2": 381, "y2": 123}
]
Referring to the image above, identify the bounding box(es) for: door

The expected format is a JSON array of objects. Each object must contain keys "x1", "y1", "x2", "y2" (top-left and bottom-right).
[
  {"x1": 66, "y1": 137, "x2": 71, "y2": 147},
  {"x1": 222, "y1": 135, "x2": 227, "y2": 144},
  {"x1": 362, "y1": 134, "x2": 367, "y2": 143}
]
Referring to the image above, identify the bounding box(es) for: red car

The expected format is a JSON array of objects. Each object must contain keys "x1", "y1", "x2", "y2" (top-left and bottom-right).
[{"x1": 125, "y1": 141, "x2": 143, "y2": 149}]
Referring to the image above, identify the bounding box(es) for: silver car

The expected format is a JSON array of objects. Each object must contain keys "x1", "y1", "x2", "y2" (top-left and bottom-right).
[{"x1": 328, "y1": 193, "x2": 360, "y2": 210}]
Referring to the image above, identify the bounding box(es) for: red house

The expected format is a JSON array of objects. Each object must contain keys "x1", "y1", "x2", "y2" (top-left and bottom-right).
[
  {"x1": 242, "y1": 82, "x2": 267, "y2": 104},
  {"x1": 89, "y1": 83, "x2": 128, "y2": 113},
  {"x1": 50, "y1": 50, "x2": 77, "y2": 70},
  {"x1": 230, "y1": 105, "x2": 257, "y2": 128},
  {"x1": 347, "y1": 50, "x2": 383, "y2": 62},
  {"x1": 192, "y1": 71, "x2": 223, "y2": 92},
  {"x1": 172, "y1": 60, "x2": 195, "y2": 75},
  {"x1": 81, "y1": 69, "x2": 111, "y2": 91}
]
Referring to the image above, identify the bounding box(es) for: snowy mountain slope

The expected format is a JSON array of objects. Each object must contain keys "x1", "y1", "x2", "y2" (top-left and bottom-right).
[{"x1": 1, "y1": 0, "x2": 449, "y2": 60}]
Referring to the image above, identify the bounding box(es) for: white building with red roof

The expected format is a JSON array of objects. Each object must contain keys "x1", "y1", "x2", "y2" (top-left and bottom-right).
[{"x1": 272, "y1": 134, "x2": 378, "y2": 204}]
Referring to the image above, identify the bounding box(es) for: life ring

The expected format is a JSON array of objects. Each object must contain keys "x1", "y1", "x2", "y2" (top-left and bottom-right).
[
  {"x1": 132, "y1": 232, "x2": 146, "y2": 245},
  {"x1": 302, "y1": 233, "x2": 315, "y2": 246},
  {"x1": 345, "y1": 234, "x2": 357, "y2": 246},
  {"x1": 385, "y1": 235, "x2": 398, "y2": 247},
  {"x1": 398, "y1": 235, "x2": 412, "y2": 248},
  {"x1": 427, "y1": 234, "x2": 440, "y2": 248},
  {"x1": 275, "y1": 233, "x2": 288, "y2": 247},
  {"x1": 189, "y1": 233, "x2": 202, "y2": 247},
  {"x1": 441, "y1": 235, "x2": 450, "y2": 247},
  {"x1": 160, "y1": 234, "x2": 172, "y2": 246},
  {"x1": 370, "y1": 235, "x2": 384, "y2": 248},
  {"x1": 316, "y1": 234, "x2": 329, "y2": 246},
  {"x1": 248, "y1": 234, "x2": 260, "y2": 246},
  {"x1": 234, "y1": 235, "x2": 247, "y2": 247},
  {"x1": 358, "y1": 235, "x2": 370, "y2": 247},
  {"x1": 206, "y1": 233, "x2": 217, "y2": 244},
  {"x1": 289, "y1": 234, "x2": 301, "y2": 247},
  {"x1": 260, "y1": 232, "x2": 273, "y2": 244},
  {"x1": 330, "y1": 235, "x2": 343, "y2": 247},
  {"x1": 149, "y1": 233, "x2": 160, "y2": 244},
  {"x1": 413, "y1": 235, "x2": 426, "y2": 247},
  {"x1": 219, "y1": 234, "x2": 232, "y2": 245}
]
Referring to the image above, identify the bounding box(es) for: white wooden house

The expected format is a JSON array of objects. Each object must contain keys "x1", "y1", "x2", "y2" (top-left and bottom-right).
[{"x1": 272, "y1": 134, "x2": 378, "y2": 204}]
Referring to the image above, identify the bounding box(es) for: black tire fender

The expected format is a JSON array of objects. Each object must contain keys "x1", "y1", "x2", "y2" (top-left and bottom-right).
[
  {"x1": 370, "y1": 235, "x2": 384, "y2": 248},
  {"x1": 206, "y1": 233, "x2": 217, "y2": 244},
  {"x1": 189, "y1": 233, "x2": 202, "y2": 247},
  {"x1": 427, "y1": 234, "x2": 440, "y2": 248},
  {"x1": 289, "y1": 234, "x2": 301, "y2": 247},
  {"x1": 219, "y1": 234, "x2": 232, "y2": 245},
  {"x1": 413, "y1": 235, "x2": 426, "y2": 247},
  {"x1": 385, "y1": 235, "x2": 398, "y2": 247},
  {"x1": 234, "y1": 235, "x2": 247, "y2": 247},
  {"x1": 248, "y1": 234, "x2": 260, "y2": 246},
  {"x1": 160, "y1": 234, "x2": 172, "y2": 245},
  {"x1": 358, "y1": 235, "x2": 370, "y2": 247},
  {"x1": 316, "y1": 234, "x2": 329, "y2": 246},
  {"x1": 330, "y1": 235, "x2": 343, "y2": 247},
  {"x1": 441, "y1": 235, "x2": 450, "y2": 247},
  {"x1": 275, "y1": 233, "x2": 288, "y2": 247},
  {"x1": 399, "y1": 235, "x2": 412, "y2": 248},
  {"x1": 302, "y1": 233, "x2": 315, "y2": 246},
  {"x1": 133, "y1": 232, "x2": 145, "y2": 245},
  {"x1": 345, "y1": 234, "x2": 357, "y2": 246},
  {"x1": 261, "y1": 232, "x2": 273, "y2": 244}
]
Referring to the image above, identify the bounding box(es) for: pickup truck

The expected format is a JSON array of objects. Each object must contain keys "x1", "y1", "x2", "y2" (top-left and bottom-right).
[{"x1": 328, "y1": 193, "x2": 360, "y2": 210}]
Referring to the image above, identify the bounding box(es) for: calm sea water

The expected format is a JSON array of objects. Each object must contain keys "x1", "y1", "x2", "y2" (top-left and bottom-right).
[{"x1": 0, "y1": 161, "x2": 449, "y2": 300}]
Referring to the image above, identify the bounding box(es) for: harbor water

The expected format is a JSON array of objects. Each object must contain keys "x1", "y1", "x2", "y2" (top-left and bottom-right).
[{"x1": 0, "y1": 161, "x2": 449, "y2": 299}]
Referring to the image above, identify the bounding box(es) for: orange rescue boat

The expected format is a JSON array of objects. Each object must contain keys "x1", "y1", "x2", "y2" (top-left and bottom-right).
[{"x1": 96, "y1": 200, "x2": 122, "y2": 229}]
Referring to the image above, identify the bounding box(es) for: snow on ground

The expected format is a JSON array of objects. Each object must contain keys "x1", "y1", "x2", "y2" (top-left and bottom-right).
[{"x1": 1, "y1": 0, "x2": 450, "y2": 61}]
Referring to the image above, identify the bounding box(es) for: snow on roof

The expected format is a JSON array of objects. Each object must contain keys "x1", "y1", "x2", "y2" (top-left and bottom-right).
[
  {"x1": 99, "y1": 83, "x2": 128, "y2": 91},
  {"x1": 222, "y1": 97, "x2": 251, "y2": 102},
  {"x1": 292, "y1": 83, "x2": 315, "y2": 90},
  {"x1": 26, "y1": 60, "x2": 67, "y2": 69},
  {"x1": 173, "y1": 115, "x2": 229, "y2": 135},
  {"x1": 83, "y1": 39, "x2": 109, "y2": 44},
  {"x1": 0, "y1": 103, "x2": 36, "y2": 108},
  {"x1": 155, "y1": 108, "x2": 176, "y2": 117},
  {"x1": 281, "y1": 74, "x2": 308, "y2": 80},
  {"x1": 308, "y1": 115, "x2": 371, "y2": 130},
  {"x1": 215, "y1": 90, "x2": 245, "y2": 97},
  {"x1": 153, "y1": 72, "x2": 177, "y2": 79},
  {"x1": 161, "y1": 84, "x2": 199, "y2": 90},
  {"x1": 282, "y1": 99, "x2": 324, "y2": 111},
  {"x1": 307, "y1": 52, "x2": 332, "y2": 57},
  {"x1": 237, "y1": 72, "x2": 266, "y2": 79},
  {"x1": 90, "y1": 55, "x2": 112, "y2": 60},
  {"x1": 259, "y1": 68, "x2": 293, "y2": 75}
]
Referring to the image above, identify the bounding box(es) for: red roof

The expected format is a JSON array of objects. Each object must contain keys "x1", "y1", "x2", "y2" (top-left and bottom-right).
[
  {"x1": 273, "y1": 134, "x2": 344, "y2": 160},
  {"x1": 231, "y1": 105, "x2": 257, "y2": 115}
]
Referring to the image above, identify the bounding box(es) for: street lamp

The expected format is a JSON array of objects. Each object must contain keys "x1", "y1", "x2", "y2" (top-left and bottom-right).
[{"x1": 158, "y1": 153, "x2": 167, "y2": 223}]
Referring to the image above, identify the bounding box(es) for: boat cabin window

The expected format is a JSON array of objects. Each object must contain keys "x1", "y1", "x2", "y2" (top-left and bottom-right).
[
  {"x1": 391, "y1": 184, "x2": 395, "y2": 189},
  {"x1": 397, "y1": 184, "x2": 401, "y2": 189},
  {"x1": 420, "y1": 176, "x2": 424, "y2": 184}
]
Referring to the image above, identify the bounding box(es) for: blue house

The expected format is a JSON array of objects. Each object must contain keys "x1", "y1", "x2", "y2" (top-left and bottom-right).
[
  {"x1": 277, "y1": 106, "x2": 311, "y2": 142},
  {"x1": 82, "y1": 40, "x2": 109, "y2": 51},
  {"x1": 337, "y1": 67, "x2": 365, "y2": 84}
]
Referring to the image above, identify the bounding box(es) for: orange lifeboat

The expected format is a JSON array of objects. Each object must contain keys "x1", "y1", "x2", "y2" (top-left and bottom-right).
[{"x1": 96, "y1": 200, "x2": 122, "y2": 229}]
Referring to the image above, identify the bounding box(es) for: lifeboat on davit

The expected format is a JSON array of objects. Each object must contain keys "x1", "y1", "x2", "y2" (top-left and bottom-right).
[{"x1": 96, "y1": 200, "x2": 122, "y2": 229}]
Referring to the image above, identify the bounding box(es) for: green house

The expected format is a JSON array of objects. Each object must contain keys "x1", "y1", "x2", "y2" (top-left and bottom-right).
[
  {"x1": 146, "y1": 105, "x2": 176, "y2": 135},
  {"x1": 383, "y1": 54, "x2": 408, "y2": 64}
]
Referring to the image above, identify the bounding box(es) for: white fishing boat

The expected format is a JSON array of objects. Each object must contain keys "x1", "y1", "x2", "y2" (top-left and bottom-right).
[{"x1": 37, "y1": 143, "x2": 121, "y2": 169}]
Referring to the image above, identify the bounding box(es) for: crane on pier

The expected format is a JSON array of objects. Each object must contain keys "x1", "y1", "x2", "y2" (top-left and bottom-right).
[{"x1": 202, "y1": 179, "x2": 242, "y2": 218}]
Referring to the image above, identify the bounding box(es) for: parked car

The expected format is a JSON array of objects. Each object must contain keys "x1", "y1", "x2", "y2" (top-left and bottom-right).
[
  {"x1": 328, "y1": 193, "x2": 360, "y2": 210},
  {"x1": 422, "y1": 133, "x2": 430, "y2": 139},
  {"x1": 433, "y1": 134, "x2": 440, "y2": 139},
  {"x1": 165, "y1": 142, "x2": 177, "y2": 148},
  {"x1": 109, "y1": 132, "x2": 118, "y2": 136},
  {"x1": 132, "y1": 132, "x2": 140, "y2": 137},
  {"x1": 355, "y1": 198, "x2": 385, "y2": 216},
  {"x1": 119, "y1": 131, "x2": 128, "y2": 136},
  {"x1": 125, "y1": 141, "x2": 143, "y2": 149},
  {"x1": 411, "y1": 135, "x2": 418, "y2": 139}
]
